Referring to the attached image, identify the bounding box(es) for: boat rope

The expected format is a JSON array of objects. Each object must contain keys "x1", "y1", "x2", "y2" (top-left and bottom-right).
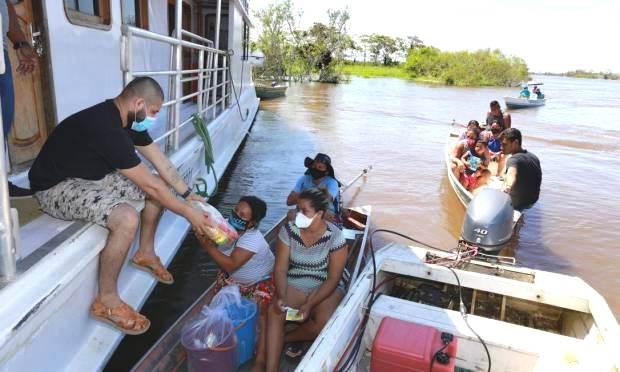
[{"x1": 191, "y1": 114, "x2": 218, "y2": 198}]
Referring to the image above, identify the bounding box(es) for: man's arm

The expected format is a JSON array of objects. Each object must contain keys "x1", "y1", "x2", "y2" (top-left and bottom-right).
[
  {"x1": 137, "y1": 144, "x2": 189, "y2": 195},
  {"x1": 6, "y1": 1, "x2": 37, "y2": 74},
  {"x1": 286, "y1": 191, "x2": 298, "y2": 206},
  {"x1": 502, "y1": 166, "x2": 517, "y2": 193},
  {"x1": 119, "y1": 162, "x2": 213, "y2": 234}
]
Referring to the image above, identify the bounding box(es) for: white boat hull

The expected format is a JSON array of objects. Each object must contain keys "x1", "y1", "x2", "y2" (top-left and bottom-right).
[
  {"x1": 297, "y1": 244, "x2": 620, "y2": 372},
  {"x1": 504, "y1": 96, "x2": 546, "y2": 109}
]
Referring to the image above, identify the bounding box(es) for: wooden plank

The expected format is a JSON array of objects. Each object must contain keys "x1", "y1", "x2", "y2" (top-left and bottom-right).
[{"x1": 381, "y1": 257, "x2": 591, "y2": 313}]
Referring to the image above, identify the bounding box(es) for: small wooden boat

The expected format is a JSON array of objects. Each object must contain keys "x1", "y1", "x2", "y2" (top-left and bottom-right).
[
  {"x1": 297, "y1": 243, "x2": 620, "y2": 371},
  {"x1": 445, "y1": 133, "x2": 522, "y2": 224},
  {"x1": 504, "y1": 96, "x2": 546, "y2": 109},
  {"x1": 132, "y1": 206, "x2": 372, "y2": 372},
  {"x1": 255, "y1": 82, "x2": 288, "y2": 99}
]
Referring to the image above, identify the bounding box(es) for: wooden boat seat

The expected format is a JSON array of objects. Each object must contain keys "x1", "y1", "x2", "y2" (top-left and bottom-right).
[{"x1": 368, "y1": 295, "x2": 612, "y2": 372}]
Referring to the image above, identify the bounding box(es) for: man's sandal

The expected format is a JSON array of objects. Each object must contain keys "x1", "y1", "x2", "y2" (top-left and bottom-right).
[
  {"x1": 90, "y1": 299, "x2": 150, "y2": 335},
  {"x1": 131, "y1": 255, "x2": 174, "y2": 284}
]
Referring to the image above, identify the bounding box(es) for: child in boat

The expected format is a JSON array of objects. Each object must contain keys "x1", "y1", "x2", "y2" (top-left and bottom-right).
[
  {"x1": 194, "y1": 196, "x2": 275, "y2": 370},
  {"x1": 265, "y1": 188, "x2": 348, "y2": 372},
  {"x1": 460, "y1": 140, "x2": 490, "y2": 191}
]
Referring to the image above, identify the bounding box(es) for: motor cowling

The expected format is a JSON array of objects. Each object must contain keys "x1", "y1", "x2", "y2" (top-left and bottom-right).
[{"x1": 461, "y1": 188, "x2": 514, "y2": 252}]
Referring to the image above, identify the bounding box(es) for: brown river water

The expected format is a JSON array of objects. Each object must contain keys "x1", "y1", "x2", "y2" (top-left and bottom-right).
[{"x1": 107, "y1": 74, "x2": 620, "y2": 370}]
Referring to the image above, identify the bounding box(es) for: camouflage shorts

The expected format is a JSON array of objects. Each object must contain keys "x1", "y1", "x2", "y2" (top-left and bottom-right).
[{"x1": 35, "y1": 172, "x2": 145, "y2": 227}]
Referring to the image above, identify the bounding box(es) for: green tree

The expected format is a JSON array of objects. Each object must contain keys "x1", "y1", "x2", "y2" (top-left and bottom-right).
[{"x1": 254, "y1": 0, "x2": 296, "y2": 80}]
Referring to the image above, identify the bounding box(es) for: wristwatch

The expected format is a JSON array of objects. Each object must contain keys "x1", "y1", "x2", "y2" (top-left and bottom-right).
[
  {"x1": 13, "y1": 41, "x2": 30, "y2": 50},
  {"x1": 181, "y1": 188, "x2": 192, "y2": 199}
]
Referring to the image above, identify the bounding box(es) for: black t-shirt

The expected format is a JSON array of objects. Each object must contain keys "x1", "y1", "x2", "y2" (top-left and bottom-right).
[
  {"x1": 506, "y1": 150, "x2": 542, "y2": 210},
  {"x1": 29, "y1": 99, "x2": 153, "y2": 191}
]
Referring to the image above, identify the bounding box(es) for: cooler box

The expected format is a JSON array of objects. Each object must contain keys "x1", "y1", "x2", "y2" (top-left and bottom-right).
[{"x1": 371, "y1": 317, "x2": 457, "y2": 372}]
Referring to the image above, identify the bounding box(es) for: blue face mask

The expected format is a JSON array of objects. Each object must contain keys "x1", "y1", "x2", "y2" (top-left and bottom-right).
[
  {"x1": 228, "y1": 210, "x2": 249, "y2": 231},
  {"x1": 131, "y1": 116, "x2": 156, "y2": 132}
]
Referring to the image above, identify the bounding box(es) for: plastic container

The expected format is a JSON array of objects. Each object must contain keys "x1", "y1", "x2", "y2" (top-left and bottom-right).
[
  {"x1": 371, "y1": 317, "x2": 457, "y2": 372},
  {"x1": 225, "y1": 297, "x2": 258, "y2": 366},
  {"x1": 183, "y1": 331, "x2": 238, "y2": 372}
]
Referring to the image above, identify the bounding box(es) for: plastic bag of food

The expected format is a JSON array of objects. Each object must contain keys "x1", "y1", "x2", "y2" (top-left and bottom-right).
[
  {"x1": 181, "y1": 304, "x2": 235, "y2": 350},
  {"x1": 192, "y1": 201, "x2": 239, "y2": 245}
]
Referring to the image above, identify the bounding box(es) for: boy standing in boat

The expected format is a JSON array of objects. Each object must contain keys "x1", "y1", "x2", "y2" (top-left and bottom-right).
[
  {"x1": 500, "y1": 128, "x2": 542, "y2": 211},
  {"x1": 28, "y1": 77, "x2": 213, "y2": 335}
]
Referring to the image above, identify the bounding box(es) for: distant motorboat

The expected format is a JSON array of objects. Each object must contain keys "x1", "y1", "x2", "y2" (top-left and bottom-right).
[{"x1": 504, "y1": 96, "x2": 546, "y2": 109}]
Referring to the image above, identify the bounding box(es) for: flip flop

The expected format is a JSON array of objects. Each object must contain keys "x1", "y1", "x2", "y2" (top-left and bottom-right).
[
  {"x1": 285, "y1": 342, "x2": 310, "y2": 360},
  {"x1": 90, "y1": 298, "x2": 150, "y2": 335},
  {"x1": 131, "y1": 255, "x2": 175, "y2": 285}
]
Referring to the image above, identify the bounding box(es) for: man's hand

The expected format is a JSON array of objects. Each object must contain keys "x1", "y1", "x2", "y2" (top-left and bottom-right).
[
  {"x1": 185, "y1": 192, "x2": 205, "y2": 204},
  {"x1": 186, "y1": 205, "x2": 215, "y2": 236},
  {"x1": 16, "y1": 44, "x2": 37, "y2": 75}
]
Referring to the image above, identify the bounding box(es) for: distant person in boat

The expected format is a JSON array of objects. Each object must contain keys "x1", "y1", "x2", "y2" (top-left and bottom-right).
[
  {"x1": 482, "y1": 121, "x2": 507, "y2": 175},
  {"x1": 266, "y1": 188, "x2": 348, "y2": 372},
  {"x1": 460, "y1": 140, "x2": 491, "y2": 191},
  {"x1": 532, "y1": 85, "x2": 545, "y2": 99},
  {"x1": 450, "y1": 127, "x2": 481, "y2": 177},
  {"x1": 486, "y1": 100, "x2": 511, "y2": 129},
  {"x1": 519, "y1": 85, "x2": 531, "y2": 99},
  {"x1": 194, "y1": 196, "x2": 274, "y2": 370},
  {"x1": 287, "y1": 153, "x2": 340, "y2": 219},
  {"x1": 500, "y1": 128, "x2": 542, "y2": 211},
  {"x1": 28, "y1": 77, "x2": 214, "y2": 335},
  {"x1": 458, "y1": 119, "x2": 481, "y2": 140},
  {"x1": 1, "y1": 0, "x2": 39, "y2": 197}
]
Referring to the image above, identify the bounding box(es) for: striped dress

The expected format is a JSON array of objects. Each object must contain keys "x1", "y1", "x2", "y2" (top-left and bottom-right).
[{"x1": 278, "y1": 221, "x2": 347, "y2": 292}]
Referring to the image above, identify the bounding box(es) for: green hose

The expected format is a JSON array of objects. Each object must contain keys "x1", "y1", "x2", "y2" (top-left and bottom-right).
[{"x1": 191, "y1": 114, "x2": 218, "y2": 198}]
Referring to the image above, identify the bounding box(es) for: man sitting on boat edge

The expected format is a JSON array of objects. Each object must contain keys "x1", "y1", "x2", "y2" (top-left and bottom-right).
[
  {"x1": 28, "y1": 77, "x2": 213, "y2": 335},
  {"x1": 500, "y1": 128, "x2": 542, "y2": 211}
]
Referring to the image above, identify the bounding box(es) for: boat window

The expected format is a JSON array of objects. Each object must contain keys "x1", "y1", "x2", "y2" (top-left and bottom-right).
[
  {"x1": 64, "y1": 0, "x2": 111, "y2": 29},
  {"x1": 242, "y1": 21, "x2": 249, "y2": 60},
  {"x1": 122, "y1": 0, "x2": 149, "y2": 29}
]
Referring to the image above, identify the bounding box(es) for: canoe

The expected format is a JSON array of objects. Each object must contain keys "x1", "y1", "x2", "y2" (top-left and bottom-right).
[
  {"x1": 444, "y1": 133, "x2": 522, "y2": 225},
  {"x1": 255, "y1": 84, "x2": 287, "y2": 99},
  {"x1": 297, "y1": 243, "x2": 620, "y2": 371},
  {"x1": 504, "y1": 96, "x2": 546, "y2": 109},
  {"x1": 131, "y1": 205, "x2": 372, "y2": 372}
]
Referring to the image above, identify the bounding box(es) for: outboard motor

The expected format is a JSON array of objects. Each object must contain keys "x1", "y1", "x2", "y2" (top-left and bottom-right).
[{"x1": 461, "y1": 188, "x2": 515, "y2": 253}]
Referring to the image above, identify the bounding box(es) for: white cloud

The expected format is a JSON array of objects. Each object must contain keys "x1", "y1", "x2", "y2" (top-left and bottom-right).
[{"x1": 251, "y1": 0, "x2": 620, "y2": 73}]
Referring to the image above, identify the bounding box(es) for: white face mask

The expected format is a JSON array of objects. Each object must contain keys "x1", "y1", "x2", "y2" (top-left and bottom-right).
[{"x1": 294, "y1": 212, "x2": 316, "y2": 229}]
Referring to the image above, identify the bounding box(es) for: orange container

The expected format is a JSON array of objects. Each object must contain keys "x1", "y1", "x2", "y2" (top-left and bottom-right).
[{"x1": 371, "y1": 317, "x2": 457, "y2": 372}]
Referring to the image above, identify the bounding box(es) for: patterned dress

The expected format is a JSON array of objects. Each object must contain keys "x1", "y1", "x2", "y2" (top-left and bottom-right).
[{"x1": 278, "y1": 221, "x2": 347, "y2": 293}]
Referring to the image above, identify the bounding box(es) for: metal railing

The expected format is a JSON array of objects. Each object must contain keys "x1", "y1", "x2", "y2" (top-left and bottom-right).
[{"x1": 121, "y1": 21, "x2": 232, "y2": 152}]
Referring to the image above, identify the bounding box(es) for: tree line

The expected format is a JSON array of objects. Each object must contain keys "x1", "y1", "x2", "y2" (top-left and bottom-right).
[{"x1": 253, "y1": 1, "x2": 529, "y2": 86}]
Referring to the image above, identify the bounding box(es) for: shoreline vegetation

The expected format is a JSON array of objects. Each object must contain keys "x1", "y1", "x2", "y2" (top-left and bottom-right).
[
  {"x1": 342, "y1": 48, "x2": 529, "y2": 87},
  {"x1": 253, "y1": 1, "x2": 528, "y2": 87},
  {"x1": 541, "y1": 70, "x2": 620, "y2": 81}
]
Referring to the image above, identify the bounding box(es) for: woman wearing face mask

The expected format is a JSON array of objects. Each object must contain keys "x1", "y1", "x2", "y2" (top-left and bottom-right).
[
  {"x1": 265, "y1": 188, "x2": 348, "y2": 371},
  {"x1": 286, "y1": 153, "x2": 340, "y2": 218},
  {"x1": 450, "y1": 127, "x2": 481, "y2": 178},
  {"x1": 195, "y1": 196, "x2": 275, "y2": 370}
]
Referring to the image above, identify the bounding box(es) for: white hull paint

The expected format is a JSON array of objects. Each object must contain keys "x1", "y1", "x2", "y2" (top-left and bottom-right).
[
  {"x1": 504, "y1": 96, "x2": 546, "y2": 109},
  {"x1": 296, "y1": 244, "x2": 620, "y2": 371},
  {"x1": 0, "y1": 0, "x2": 259, "y2": 370}
]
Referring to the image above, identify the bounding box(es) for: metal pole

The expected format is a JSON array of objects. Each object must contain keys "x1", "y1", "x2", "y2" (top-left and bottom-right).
[
  {"x1": 0, "y1": 46, "x2": 16, "y2": 280},
  {"x1": 221, "y1": 55, "x2": 227, "y2": 111},
  {"x1": 173, "y1": 0, "x2": 183, "y2": 151},
  {"x1": 212, "y1": 0, "x2": 221, "y2": 117},
  {"x1": 197, "y1": 50, "x2": 204, "y2": 117}
]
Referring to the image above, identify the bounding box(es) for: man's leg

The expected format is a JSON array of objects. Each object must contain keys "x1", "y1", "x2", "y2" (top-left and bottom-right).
[
  {"x1": 98, "y1": 203, "x2": 140, "y2": 307},
  {"x1": 136, "y1": 197, "x2": 163, "y2": 259},
  {"x1": 131, "y1": 196, "x2": 174, "y2": 283}
]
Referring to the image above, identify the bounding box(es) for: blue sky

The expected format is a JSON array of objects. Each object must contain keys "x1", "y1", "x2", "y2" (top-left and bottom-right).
[{"x1": 251, "y1": 0, "x2": 620, "y2": 73}]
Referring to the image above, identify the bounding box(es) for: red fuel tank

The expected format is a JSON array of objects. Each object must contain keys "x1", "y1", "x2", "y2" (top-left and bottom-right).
[{"x1": 371, "y1": 317, "x2": 457, "y2": 372}]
